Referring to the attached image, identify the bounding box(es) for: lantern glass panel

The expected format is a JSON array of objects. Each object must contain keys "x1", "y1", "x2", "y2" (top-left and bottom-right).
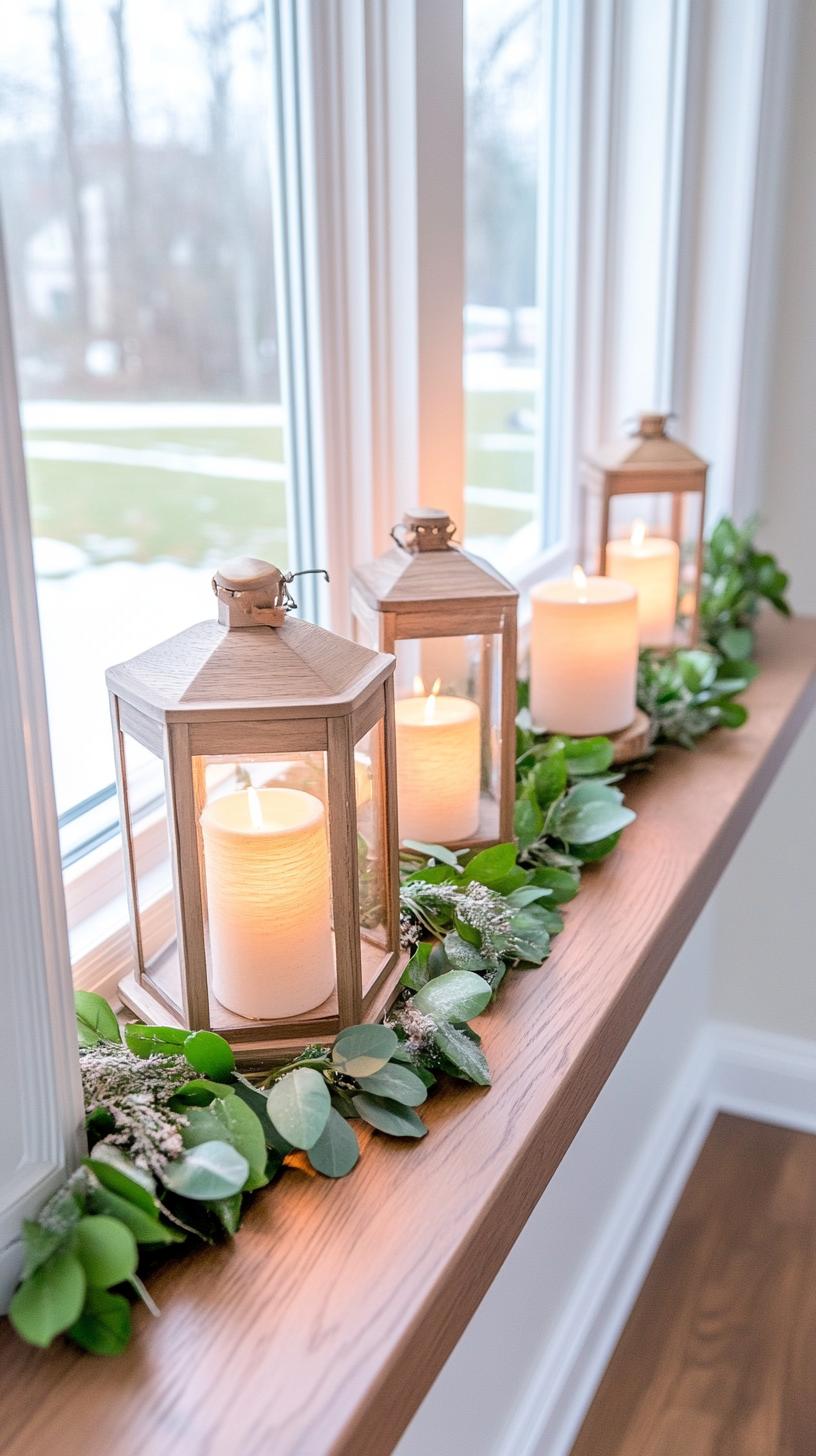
[
  {"x1": 600, "y1": 490, "x2": 704, "y2": 642},
  {"x1": 392, "y1": 633, "x2": 503, "y2": 846},
  {"x1": 120, "y1": 728, "x2": 179, "y2": 1010},
  {"x1": 192, "y1": 748, "x2": 338, "y2": 1030},
  {"x1": 354, "y1": 718, "x2": 393, "y2": 992}
]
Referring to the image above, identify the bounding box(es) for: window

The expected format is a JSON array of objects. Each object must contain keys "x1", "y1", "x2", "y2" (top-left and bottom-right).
[
  {"x1": 464, "y1": 0, "x2": 543, "y2": 570},
  {"x1": 0, "y1": 0, "x2": 289, "y2": 867}
]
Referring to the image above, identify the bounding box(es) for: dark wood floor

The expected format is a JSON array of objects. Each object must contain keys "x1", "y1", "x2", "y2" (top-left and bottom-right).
[{"x1": 571, "y1": 1113, "x2": 816, "y2": 1456}]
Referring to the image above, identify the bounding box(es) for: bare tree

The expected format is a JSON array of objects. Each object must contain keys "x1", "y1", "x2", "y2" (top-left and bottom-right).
[{"x1": 52, "y1": 0, "x2": 89, "y2": 335}]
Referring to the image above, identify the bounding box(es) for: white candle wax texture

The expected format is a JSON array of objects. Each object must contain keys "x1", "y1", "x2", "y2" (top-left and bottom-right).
[
  {"x1": 200, "y1": 787, "x2": 334, "y2": 1020},
  {"x1": 395, "y1": 694, "x2": 481, "y2": 843},
  {"x1": 605, "y1": 534, "x2": 679, "y2": 646},
  {"x1": 530, "y1": 576, "x2": 638, "y2": 735}
]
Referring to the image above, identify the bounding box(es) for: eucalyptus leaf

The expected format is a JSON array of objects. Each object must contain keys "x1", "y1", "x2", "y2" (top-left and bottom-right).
[
  {"x1": 531, "y1": 751, "x2": 567, "y2": 807},
  {"x1": 68, "y1": 1287, "x2": 132, "y2": 1356},
  {"x1": 210, "y1": 1093, "x2": 268, "y2": 1189},
  {"x1": 443, "y1": 931, "x2": 492, "y2": 973},
  {"x1": 75, "y1": 990, "x2": 121, "y2": 1047},
  {"x1": 355, "y1": 1062, "x2": 428, "y2": 1106},
  {"x1": 74, "y1": 1215, "x2": 138, "y2": 1289},
  {"x1": 266, "y1": 1067, "x2": 331, "y2": 1150},
  {"x1": 462, "y1": 842, "x2": 518, "y2": 886},
  {"x1": 20, "y1": 1220, "x2": 65, "y2": 1281},
  {"x1": 170, "y1": 1078, "x2": 234, "y2": 1107},
  {"x1": 331, "y1": 1024, "x2": 398, "y2": 1079},
  {"x1": 351, "y1": 1093, "x2": 427, "y2": 1139},
  {"x1": 232, "y1": 1074, "x2": 294, "y2": 1156},
  {"x1": 401, "y1": 941, "x2": 433, "y2": 991},
  {"x1": 9, "y1": 1249, "x2": 86, "y2": 1347},
  {"x1": 124, "y1": 1023, "x2": 189, "y2": 1059},
  {"x1": 402, "y1": 839, "x2": 463, "y2": 868},
  {"x1": 84, "y1": 1148, "x2": 157, "y2": 1211},
  {"x1": 205, "y1": 1194, "x2": 243, "y2": 1236},
  {"x1": 306, "y1": 1108, "x2": 360, "y2": 1177},
  {"x1": 529, "y1": 866, "x2": 581, "y2": 903},
  {"x1": 183, "y1": 1030, "x2": 235, "y2": 1081},
  {"x1": 514, "y1": 796, "x2": 543, "y2": 852},
  {"x1": 412, "y1": 969, "x2": 492, "y2": 1023},
  {"x1": 552, "y1": 784, "x2": 636, "y2": 845},
  {"x1": 162, "y1": 1141, "x2": 250, "y2": 1200},
  {"x1": 563, "y1": 736, "x2": 615, "y2": 777},
  {"x1": 433, "y1": 1021, "x2": 492, "y2": 1085},
  {"x1": 89, "y1": 1187, "x2": 183, "y2": 1245}
]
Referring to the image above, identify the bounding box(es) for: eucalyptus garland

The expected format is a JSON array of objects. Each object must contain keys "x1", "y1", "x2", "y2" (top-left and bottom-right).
[{"x1": 7, "y1": 516, "x2": 792, "y2": 1356}]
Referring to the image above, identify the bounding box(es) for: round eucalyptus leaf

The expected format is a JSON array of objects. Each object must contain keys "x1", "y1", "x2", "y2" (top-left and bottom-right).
[
  {"x1": 124, "y1": 1022, "x2": 189, "y2": 1059},
  {"x1": 162, "y1": 1140, "x2": 250, "y2": 1200},
  {"x1": 84, "y1": 1148, "x2": 157, "y2": 1212},
  {"x1": 75, "y1": 990, "x2": 121, "y2": 1047},
  {"x1": 183, "y1": 1030, "x2": 235, "y2": 1081},
  {"x1": 266, "y1": 1068, "x2": 331, "y2": 1150},
  {"x1": 306, "y1": 1108, "x2": 360, "y2": 1178},
  {"x1": 331, "y1": 1024, "x2": 398, "y2": 1080},
  {"x1": 89, "y1": 1187, "x2": 183, "y2": 1245},
  {"x1": 411, "y1": 969, "x2": 491, "y2": 1024},
  {"x1": 211, "y1": 1093, "x2": 268, "y2": 1189},
  {"x1": 74, "y1": 1215, "x2": 138, "y2": 1289},
  {"x1": 351, "y1": 1093, "x2": 427, "y2": 1139},
  {"x1": 355, "y1": 1062, "x2": 428, "y2": 1107},
  {"x1": 68, "y1": 1287, "x2": 132, "y2": 1356},
  {"x1": 9, "y1": 1249, "x2": 86, "y2": 1347}
]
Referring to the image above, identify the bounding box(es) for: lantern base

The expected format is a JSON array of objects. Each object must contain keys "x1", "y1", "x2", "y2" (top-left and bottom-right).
[
  {"x1": 607, "y1": 708, "x2": 653, "y2": 764},
  {"x1": 118, "y1": 948, "x2": 409, "y2": 1069},
  {"x1": 399, "y1": 791, "x2": 512, "y2": 855}
]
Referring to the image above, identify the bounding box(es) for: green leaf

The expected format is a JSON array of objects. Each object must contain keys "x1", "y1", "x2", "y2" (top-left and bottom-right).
[
  {"x1": 162, "y1": 1141, "x2": 250, "y2": 1200},
  {"x1": 505, "y1": 885, "x2": 552, "y2": 908},
  {"x1": 88, "y1": 1187, "x2": 183, "y2": 1245},
  {"x1": 677, "y1": 650, "x2": 718, "y2": 694},
  {"x1": 563, "y1": 736, "x2": 615, "y2": 777},
  {"x1": 531, "y1": 751, "x2": 568, "y2": 807},
  {"x1": 351, "y1": 1094, "x2": 427, "y2": 1139},
  {"x1": 68, "y1": 1287, "x2": 132, "y2": 1356},
  {"x1": 552, "y1": 784, "x2": 636, "y2": 845},
  {"x1": 412, "y1": 969, "x2": 492, "y2": 1023},
  {"x1": 306, "y1": 1108, "x2": 360, "y2": 1177},
  {"x1": 205, "y1": 1194, "x2": 243, "y2": 1236},
  {"x1": 9, "y1": 1249, "x2": 86, "y2": 1348},
  {"x1": 443, "y1": 931, "x2": 492, "y2": 973},
  {"x1": 20, "y1": 1220, "x2": 66, "y2": 1281},
  {"x1": 571, "y1": 830, "x2": 622, "y2": 863},
  {"x1": 514, "y1": 796, "x2": 543, "y2": 852},
  {"x1": 718, "y1": 626, "x2": 753, "y2": 661},
  {"x1": 170, "y1": 1078, "x2": 235, "y2": 1107},
  {"x1": 401, "y1": 941, "x2": 433, "y2": 991},
  {"x1": 529, "y1": 866, "x2": 581, "y2": 903},
  {"x1": 84, "y1": 1148, "x2": 157, "y2": 1212},
  {"x1": 433, "y1": 1022, "x2": 492, "y2": 1085},
  {"x1": 717, "y1": 700, "x2": 749, "y2": 728},
  {"x1": 355, "y1": 1062, "x2": 428, "y2": 1106},
  {"x1": 210, "y1": 1094, "x2": 268, "y2": 1190},
  {"x1": 183, "y1": 1030, "x2": 235, "y2": 1081},
  {"x1": 182, "y1": 1105, "x2": 230, "y2": 1148},
  {"x1": 462, "y1": 842, "x2": 518, "y2": 886},
  {"x1": 75, "y1": 990, "x2": 121, "y2": 1047},
  {"x1": 74, "y1": 1215, "x2": 138, "y2": 1289},
  {"x1": 331, "y1": 1024, "x2": 398, "y2": 1079},
  {"x1": 232, "y1": 1074, "x2": 294, "y2": 1156},
  {"x1": 124, "y1": 1022, "x2": 189, "y2": 1059},
  {"x1": 402, "y1": 839, "x2": 463, "y2": 867},
  {"x1": 266, "y1": 1067, "x2": 331, "y2": 1150}
]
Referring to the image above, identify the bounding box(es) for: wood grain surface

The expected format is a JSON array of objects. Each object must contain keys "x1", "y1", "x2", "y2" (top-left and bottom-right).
[
  {"x1": 1, "y1": 614, "x2": 814, "y2": 1456},
  {"x1": 571, "y1": 1113, "x2": 816, "y2": 1456}
]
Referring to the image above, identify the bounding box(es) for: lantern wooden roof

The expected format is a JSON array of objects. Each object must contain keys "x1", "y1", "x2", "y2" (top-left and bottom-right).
[
  {"x1": 352, "y1": 509, "x2": 518, "y2": 614},
  {"x1": 582, "y1": 413, "x2": 708, "y2": 492},
  {"x1": 106, "y1": 564, "x2": 393, "y2": 722}
]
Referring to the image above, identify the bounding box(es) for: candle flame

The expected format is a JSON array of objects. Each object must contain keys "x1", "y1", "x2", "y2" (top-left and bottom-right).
[
  {"x1": 247, "y1": 787, "x2": 265, "y2": 829},
  {"x1": 631, "y1": 518, "x2": 647, "y2": 548},
  {"x1": 413, "y1": 674, "x2": 425, "y2": 697},
  {"x1": 572, "y1": 564, "x2": 588, "y2": 600},
  {"x1": 430, "y1": 677, "x2": 441, "y2": 696},
  {"x1": 423, "y1": 678, "x2": 442, "y2": 723}
]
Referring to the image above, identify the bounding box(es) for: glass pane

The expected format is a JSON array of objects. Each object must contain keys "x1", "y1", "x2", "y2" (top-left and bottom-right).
[
  {"x1": 355, "y1": 720, "x2": 389, "y2": 974},
  {"x1": 194, "y1": 753, "x2": 337, "y2": 1026},
  {"x1": 599, "y1": 492, "x2": 702, "y2": 648},
  {"x1": 464, "y1": 0, "x2": 543, "y2": 566},
  {"x1": 0, "y1": 1, "x2": 288, "y2": 835},
  {"x1": 393, "y1": 635, "x2": 502, "y2": 846},
  {"x1": 120, "y1": 730, "x2": 176, "y2": 994}
]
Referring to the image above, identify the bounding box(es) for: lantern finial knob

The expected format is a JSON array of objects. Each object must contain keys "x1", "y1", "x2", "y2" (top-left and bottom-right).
[
  {"x1": 391, "y1": 507, "x2": 456, "y2": 553},
  {"x1": 212, "y1": 558, "x2": 330, "y2": 628},
  {"x1": 634, "y1": 412, "x2": 671, "y2": 439}
]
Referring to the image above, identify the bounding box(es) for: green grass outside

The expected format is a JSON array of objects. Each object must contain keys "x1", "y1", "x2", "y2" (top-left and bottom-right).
[{"x1": 25, "y1": 387, "x2": 536, "y2": 571}]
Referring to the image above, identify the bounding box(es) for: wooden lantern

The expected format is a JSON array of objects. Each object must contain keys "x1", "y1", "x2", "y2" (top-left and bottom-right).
[
  {"x1": 580, "y1": 413, "x2": 708, "y2": 647},
  {"x1": 350, "y1": 508, "x2": 518, "y2": 850},
  {"x1": 107, "y1": 557, "x2": 403, "y2": 1066}
]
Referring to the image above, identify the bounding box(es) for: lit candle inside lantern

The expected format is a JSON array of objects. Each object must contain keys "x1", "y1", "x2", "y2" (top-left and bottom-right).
[
  {"x1": 200, "y1": 786, "x2": 334, "y2": 1020},
  {"x1": 530, "y1": 567, "x2": 638, "y2": 735},
  {"x1": 394, "y1": 677, "x2": 481, "y2": 843},
  {"x1": 605, "y1": 519, "x2": 680, "y2": 647}
]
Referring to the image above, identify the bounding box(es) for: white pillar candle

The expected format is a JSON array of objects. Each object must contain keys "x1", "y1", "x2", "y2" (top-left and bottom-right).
[
  {"x1": 605, "y1": 519, "x2": 680, "y2": 646},
  {"x1": 200, "y1": 786, "x2": 334, "y2": 1020},
  {"x1": 530, "y1": 569, "x2": 638, "y2": 735},
  {"x1": 395, "y1": 678, "x2": 481, "y2": 843}
]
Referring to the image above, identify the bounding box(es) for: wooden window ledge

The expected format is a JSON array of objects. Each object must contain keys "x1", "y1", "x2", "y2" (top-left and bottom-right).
[{"x1": 2, "y1": 615, "x2": 814, "y2": 1456}]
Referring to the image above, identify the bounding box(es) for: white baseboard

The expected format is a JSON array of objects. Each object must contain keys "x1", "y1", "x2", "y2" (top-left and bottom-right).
[{"x1": 496, "y1": 1021, "x2": 816, "y2": 1456}]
